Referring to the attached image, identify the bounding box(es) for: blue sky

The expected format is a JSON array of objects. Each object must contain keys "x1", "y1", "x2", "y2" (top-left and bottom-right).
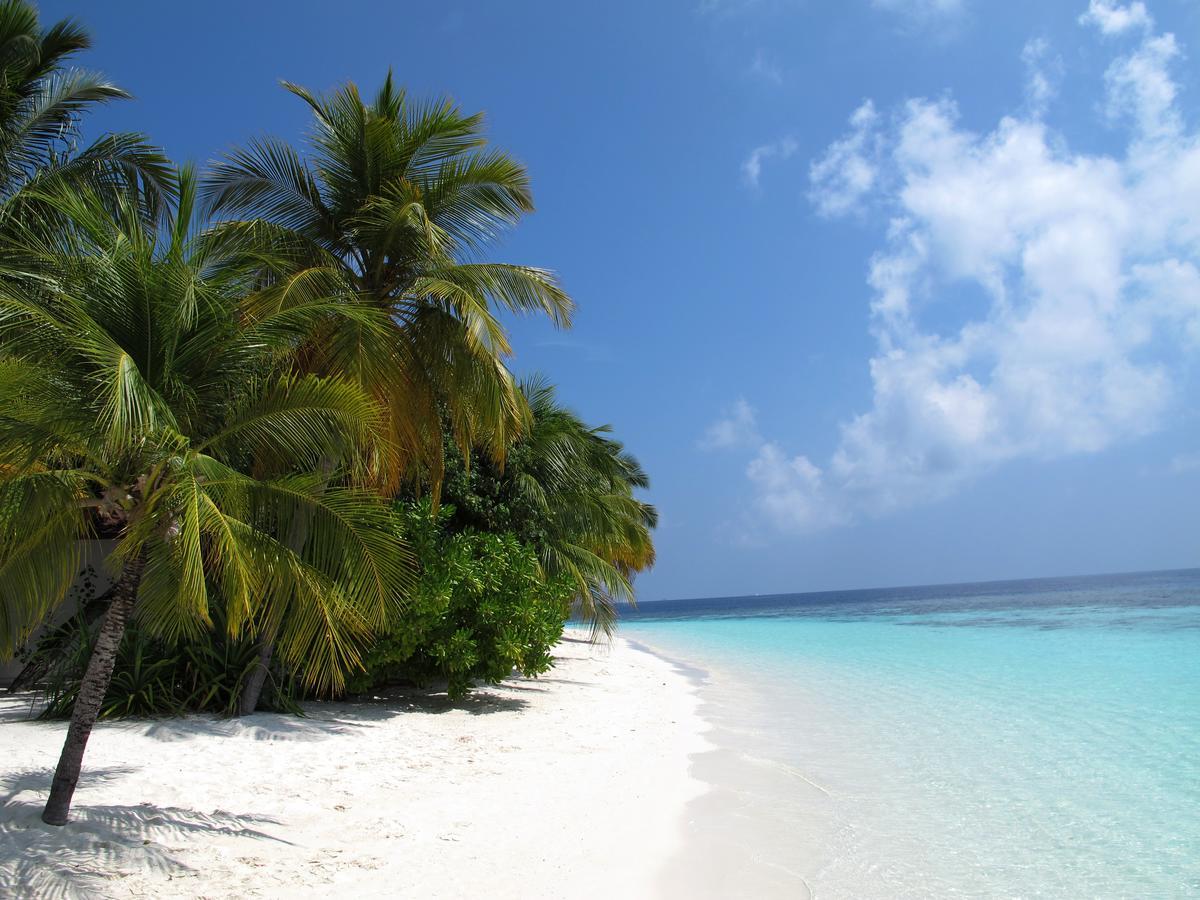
[{"x1": 43, "y1": 0, "x2": 1200, "y2": 600}]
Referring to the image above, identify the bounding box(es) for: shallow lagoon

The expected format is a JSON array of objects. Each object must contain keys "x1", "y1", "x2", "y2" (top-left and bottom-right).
[{"x1": 625, "y1": 570, "x2": 1200, "y2": 898}]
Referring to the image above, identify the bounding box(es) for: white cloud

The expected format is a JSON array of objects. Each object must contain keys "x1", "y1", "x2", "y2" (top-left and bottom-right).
[
  {"x1": 742, "y1": 137, "x2": 798, "y2": 188},
  {"x1": 700, "y1": 398, "x2": 761, "y2": 450},
  {"x1": 809, "y1": 101, "x2": 881, "y2": 216},
  {"x1": 747, "y1": 443, "x2": 846, "y2": 530},
  {"x1": 1103, "y1": 32, "x2": 1181, "y2": 141},
  {"x1": 748, "y1": 50, "x2": 784, "y2": 86},
  {"x1": 745, "y1": 6, "x2": 1200, "y2": 532},
  {"x1": 1021, "y1": 38, "x2": 1063, "y2": 117},
  {"x1": 1079, "y1": 0, "x2": 1153, "y2": 36}
]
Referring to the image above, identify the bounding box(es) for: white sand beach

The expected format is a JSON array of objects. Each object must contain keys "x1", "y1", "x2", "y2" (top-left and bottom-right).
[{"x1": 0, "y1": 633, "x2": 709, "y2": 899}]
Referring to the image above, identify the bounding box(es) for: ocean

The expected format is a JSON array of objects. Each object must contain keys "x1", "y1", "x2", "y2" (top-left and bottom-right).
[{"x1": 620, "y1": 569, "x2": 1200, "y2": 899}]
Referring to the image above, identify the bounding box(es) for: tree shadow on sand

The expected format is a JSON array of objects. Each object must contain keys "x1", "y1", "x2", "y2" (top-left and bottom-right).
[
  {"x1": 0, "y1": 767, "x2": 288, "y2": 900},
  {"x1": 2, "y1": 686, "x2": 530, "y2": 746},
  {"x1": 343, "y1": 685, "x2": 529, "y2": 717},
  {"x1": 506, "y1": 676, "x2": 595, "y2": 689},
  {"x1": 0, "y1": 692, "x2": 51, "y2": 725}
]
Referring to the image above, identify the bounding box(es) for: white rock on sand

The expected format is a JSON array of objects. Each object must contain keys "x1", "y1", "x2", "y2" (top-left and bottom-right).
[{"x1": 0, "y1": 633, "x2": 708, "y2": 899}]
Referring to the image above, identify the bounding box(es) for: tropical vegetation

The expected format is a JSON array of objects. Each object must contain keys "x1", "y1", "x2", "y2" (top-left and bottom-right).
[
  {"x1": 0, "y1": 0, "x2": 656, "y2": 827},
  {"x1": 0, "y1": 1, "x2": 171, "y2": 235},
  {"x1": 350, "y1": 500, "x2": 574, "y2": 700},
  {"x1": 442, "y1": 377, "x2": 657, "y2": 637}
]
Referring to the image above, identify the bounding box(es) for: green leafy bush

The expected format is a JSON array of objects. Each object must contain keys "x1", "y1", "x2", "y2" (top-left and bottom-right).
[
  {"x1": 24, "y1": 499, "x2": 571, "y2": 714},
  {"x1": 350, "y1": 501, "x2": 572, "y2": 699},
  {"x1": 438, "y1": 377, "x2": 657, "y2": 636},
  {"x1": 31, "y1": 604, "x2": 300, "y2": 719}
]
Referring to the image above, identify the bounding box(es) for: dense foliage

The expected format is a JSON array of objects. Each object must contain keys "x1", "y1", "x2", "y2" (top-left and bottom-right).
[
  {"x1": 0, "y1": 0, "x2": 172, "y2": 241},
  {"x1": 350, "y1": 501, "x2": 572, "y2": 700},
  {"x1": 443, "y1": 377, "x2": 657, "y2": 636},
  {"x1": 198, "y1": 67, "x2": 581, "y2": 715},
  {"x1": 0, "y1": 0, "x2": 654, "y2": 826},
  {"x1": 0, "y1": 173, "x2": 410, "y2": 687},
  {"x1": 0, "y1": 171, "x2": 410, "y2": 824},
  {"x1": 203, "y1": 71, "x2": 572, "y2": 497},
  {"x1": 28, "y1": 605, "x2": 300, "y2": 719}
]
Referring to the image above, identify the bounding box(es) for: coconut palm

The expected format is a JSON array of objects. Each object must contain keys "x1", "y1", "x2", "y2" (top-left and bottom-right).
[
  {"x1": 202, "y1": 72, "x2": 573, "y2": 490},
  {"x1": 513, "y1": 377, "x2": 656, "y2": 635},
  {"x1": 0, "y1": 0, "x2": 173, "y2": 226},
  {"x1": 203, "y1": 74, "x2": 574, "y2": 710},
  {"x1": 0, "y1": 170, "x2": 410, "y2": 825},
  {"x1": 445, "y1": 376, "x2": 657, "y2": 636}
]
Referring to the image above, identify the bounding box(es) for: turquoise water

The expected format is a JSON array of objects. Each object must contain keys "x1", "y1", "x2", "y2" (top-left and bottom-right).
[{"x1": 622, "y1": 570, "x2": 1200, "y2": 898}]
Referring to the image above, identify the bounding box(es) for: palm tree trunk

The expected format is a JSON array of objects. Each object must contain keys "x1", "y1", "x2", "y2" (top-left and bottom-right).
[
  {"x1": 237, "y1": 624, "x2": 277, "y2": 716},
  {"x1": 7, "y1": 590, "x2": 115, "y2": 694},
  {"x1": 237, "y1": 487, "x2": 318, "y2": 716},
  {"x1": 41, "y1": 553, "x2": 145, "y2": 826}
]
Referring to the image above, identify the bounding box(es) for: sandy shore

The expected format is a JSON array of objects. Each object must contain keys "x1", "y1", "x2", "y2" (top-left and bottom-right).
[{"x1": 0, "y1": 633, "x2": 709, "y2": 899}]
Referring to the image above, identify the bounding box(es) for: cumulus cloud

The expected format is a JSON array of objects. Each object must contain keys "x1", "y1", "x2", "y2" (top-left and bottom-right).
[
  {"x1": 747, "y1": 444, "x2": 846, "y2": 530},
  {"x1": 1079, "y1": 0, "x2": 1153, "y2": 36},
  {"x1": 742, "y1": 137, "x2": 798, "y2": 187},
  {"x1": 743, "y1": 4, "x2": 1200, "y2": 533},
  {"x1": 1021, "y1": 38, "x2": 1063, "y2": 117},
  {"x1": 700, "y1": 398, "x2": 761, "y2": 450},
  {"x1": 809, "y1": 101, "x2": 881, "y2": 216},
  {"x1": 1102, "y1": 31, "x2": 1181, "y2": 140}
]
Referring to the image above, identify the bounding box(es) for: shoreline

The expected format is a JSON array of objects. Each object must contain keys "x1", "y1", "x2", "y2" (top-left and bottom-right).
[
  {"x1": 627, "y1": 634, "x2": 821, "y2": 900},
  {"x1": 0, "y1": 631, "x2": 710, "y2": 898},
  {"x1": 624, "y1": 597, "x2": 1200, "y2": 898}
]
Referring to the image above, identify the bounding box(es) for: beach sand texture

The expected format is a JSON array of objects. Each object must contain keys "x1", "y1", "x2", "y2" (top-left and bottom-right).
[{"x1": 0, "y1": 634, "x2": 708, "y2": 899}]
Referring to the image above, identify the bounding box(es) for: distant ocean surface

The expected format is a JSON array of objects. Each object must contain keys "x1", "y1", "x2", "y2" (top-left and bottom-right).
[{"x1": 620, "y1": 569, "x2": 1200, "y2": 899}]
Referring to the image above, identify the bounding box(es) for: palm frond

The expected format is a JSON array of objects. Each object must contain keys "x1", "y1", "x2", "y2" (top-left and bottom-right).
[
  {"x1": 203, "y1": 136, "x2": 332, "y2": 237},
  {"x1": 200, "y1": 373, "x2": 384, "y2": 472},
  {"x1": 0, "y1": 469, "x2": 88, "y2": 656}
]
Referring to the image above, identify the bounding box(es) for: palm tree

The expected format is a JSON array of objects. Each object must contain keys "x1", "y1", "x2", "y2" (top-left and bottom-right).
[
  {"x1": 203, "y1": 73, "x2": 574, "y2": 710},
  {"x1": 0, "y1": 0, "x2": 173, "y2": 225},
  {"x1": 445, "y1": 377, "x2": 657, "y2": 636},
  {"x1": 203, "y1": 72, "x2": 573, "y2": 489},
  {"x1": 0, "y1": 171, "x2": 410, "y2": 825}
]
